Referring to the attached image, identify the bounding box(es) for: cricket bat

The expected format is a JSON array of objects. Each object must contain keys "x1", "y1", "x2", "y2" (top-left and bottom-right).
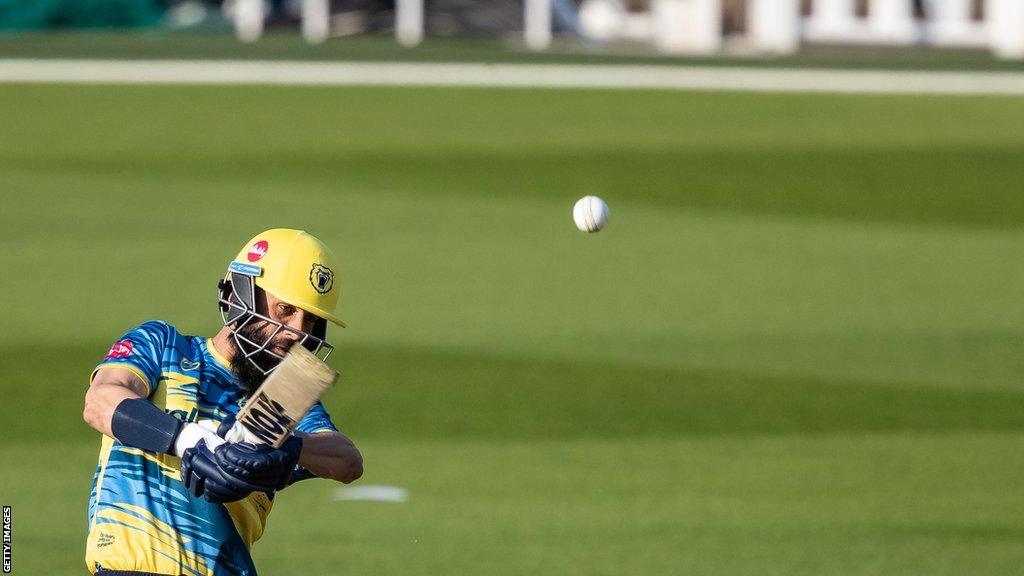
[{"x1": 233, "y1": 345, "x2": 338, "y2": 448}]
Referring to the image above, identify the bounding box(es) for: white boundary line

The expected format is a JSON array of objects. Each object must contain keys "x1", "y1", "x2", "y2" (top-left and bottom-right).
[{"x1": 2, "y1": 59, "x2": 1024, "y2": 95}]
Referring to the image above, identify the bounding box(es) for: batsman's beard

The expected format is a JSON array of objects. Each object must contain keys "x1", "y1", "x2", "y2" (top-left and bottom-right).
[{"x1": 230, "y1": 322, "x2": 285, "y2": 395}]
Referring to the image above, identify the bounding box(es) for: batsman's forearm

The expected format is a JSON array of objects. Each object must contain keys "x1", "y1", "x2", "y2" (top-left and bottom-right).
[
  {"x1": 83, "y1": 379, "x2": 146, "y2": 438},
  {"x1": 297, "y1": 431, "x2": 363, "y2": 484},
  {"x1": 85, "y1": 369, "x2": 218, "y2": 455}
]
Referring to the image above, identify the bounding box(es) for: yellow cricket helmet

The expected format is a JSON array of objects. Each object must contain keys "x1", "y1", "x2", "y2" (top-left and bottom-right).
[
  {"x1": 229, "y1": 228, "x2": 346, "y2": 328},
  {"x1": 218, "y1": 229, "x2": 345, "y2": 374}
]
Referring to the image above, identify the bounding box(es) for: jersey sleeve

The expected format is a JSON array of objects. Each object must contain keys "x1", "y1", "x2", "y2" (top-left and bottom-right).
[
  {"x1": 296, "y1": 401, "x2": 338, "y2": 434},
  {"x1": 91, "y1": 320, "x2": 174, "y2": 398}
]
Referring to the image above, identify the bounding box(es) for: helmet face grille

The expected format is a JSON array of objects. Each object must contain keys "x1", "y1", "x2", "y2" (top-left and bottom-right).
[{"x1": 218, "y1": 275, "x2": 334, "y2": 377}]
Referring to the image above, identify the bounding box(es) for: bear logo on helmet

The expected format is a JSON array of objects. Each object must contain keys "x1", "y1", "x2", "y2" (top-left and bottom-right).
[{"x1": 309, "y1": 263, "x2": 334, "y2": 294}]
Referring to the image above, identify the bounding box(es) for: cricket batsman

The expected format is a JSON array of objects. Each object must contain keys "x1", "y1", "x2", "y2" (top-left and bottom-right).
[{"x1": 82, "y1": 229, "x2": 363, "y2": 576}]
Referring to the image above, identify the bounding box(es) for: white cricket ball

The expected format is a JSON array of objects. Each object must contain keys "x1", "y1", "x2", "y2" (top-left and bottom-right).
[{"x1": 573, "y1": 195, "x2": 609, "y2": 233}]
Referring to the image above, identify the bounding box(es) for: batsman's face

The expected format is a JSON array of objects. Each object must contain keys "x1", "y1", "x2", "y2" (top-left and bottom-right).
[{"x1": 253, "y1": 291, "x2": 321, "y2": 356}]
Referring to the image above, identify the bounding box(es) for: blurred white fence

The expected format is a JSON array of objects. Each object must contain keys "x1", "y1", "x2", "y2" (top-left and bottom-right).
[{"x1": 231, "y1": 0, "x2": 1024, "y2": 59}]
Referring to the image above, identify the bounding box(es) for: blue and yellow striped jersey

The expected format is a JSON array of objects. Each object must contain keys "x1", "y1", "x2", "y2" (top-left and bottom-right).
[{"x1": 86, "y1": 320, "x2": 336, "y2": 576}]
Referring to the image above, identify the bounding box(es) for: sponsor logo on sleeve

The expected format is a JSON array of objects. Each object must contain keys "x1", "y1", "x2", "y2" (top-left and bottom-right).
[{"x1": 104, "y1": 340, "x2": 134, "y2": 360}]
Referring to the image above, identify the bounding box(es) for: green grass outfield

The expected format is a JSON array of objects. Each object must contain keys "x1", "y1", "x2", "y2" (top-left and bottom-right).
[{"x1": 1, "y1": 84, "x2": 1023, "y2": 575}]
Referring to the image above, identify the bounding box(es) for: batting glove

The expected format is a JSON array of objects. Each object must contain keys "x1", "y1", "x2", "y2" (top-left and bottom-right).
[
  {"x1": 213, "y1": 436, "x2": 303, "y2": 491},
  {"x1": 180, "y1": 439, "x2": 281, "y2": 503},
  {"x1": 214, "y1": 413, "x2": 306, "y2": 490}
]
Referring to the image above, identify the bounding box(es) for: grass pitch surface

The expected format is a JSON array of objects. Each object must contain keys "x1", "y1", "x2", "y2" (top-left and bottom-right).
[{"x1": 1, "y1": 84, "x2": 1023, "y2": 575}]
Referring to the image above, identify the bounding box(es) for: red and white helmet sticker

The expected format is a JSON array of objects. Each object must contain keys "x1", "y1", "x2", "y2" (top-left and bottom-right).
[
  {"x1": 247, "y1": 240, "x2": 269, "y2": 262},
  {"x1": 105, "y1": 340, "x2": 134, "y2": 360}
]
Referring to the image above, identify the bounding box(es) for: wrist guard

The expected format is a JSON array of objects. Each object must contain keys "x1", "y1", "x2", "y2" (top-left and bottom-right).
[{"x1": 110, "y1": 397, "x2": 183, "y2": 454}]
